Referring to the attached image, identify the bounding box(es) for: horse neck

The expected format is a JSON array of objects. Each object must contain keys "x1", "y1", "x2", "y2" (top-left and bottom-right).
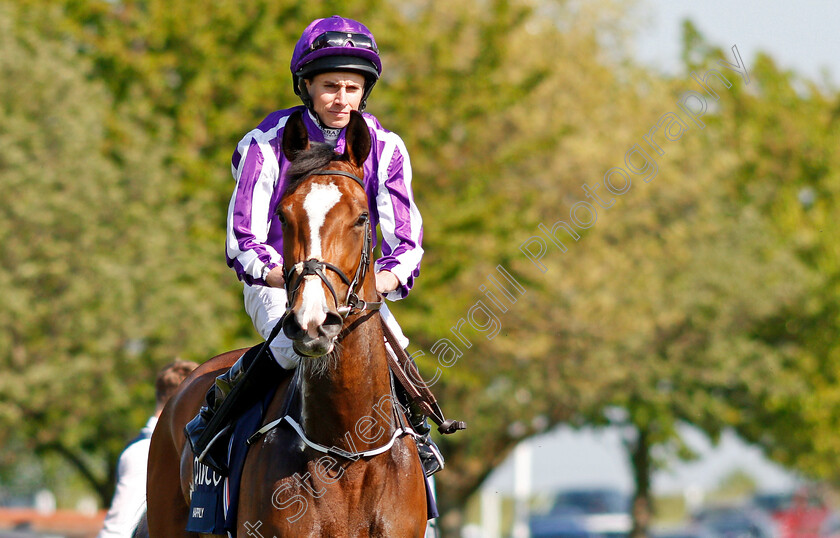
[{"x1": 299, "y1": 311, "x2": 396, "y2": 451}]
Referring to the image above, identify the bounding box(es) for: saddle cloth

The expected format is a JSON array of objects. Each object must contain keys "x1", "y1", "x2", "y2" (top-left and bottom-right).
[{"x1": 186, "y1": 384, "x2": 275, "y2": 535}]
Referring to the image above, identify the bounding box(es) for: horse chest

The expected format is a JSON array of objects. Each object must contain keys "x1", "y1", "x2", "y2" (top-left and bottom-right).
[{"x1": 237, "y1": 449, "x2": 426, "y2": 537}]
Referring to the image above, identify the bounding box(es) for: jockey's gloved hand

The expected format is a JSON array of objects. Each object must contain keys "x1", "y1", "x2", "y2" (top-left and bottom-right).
[
  {"x1": 265, "y1": 266, "x2": 286, "y2": 288},
  {"x1": 375, "y1": 270, "x2": 399, "y2": 294}
]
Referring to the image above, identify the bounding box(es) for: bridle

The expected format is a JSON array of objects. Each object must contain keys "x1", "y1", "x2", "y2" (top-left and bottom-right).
[
  {"x1": 282, "y1": 169, "x2": 383, "y2": 319},
  {"x1": 251, "y1": 169, "x2": 419, "y2": 458}
]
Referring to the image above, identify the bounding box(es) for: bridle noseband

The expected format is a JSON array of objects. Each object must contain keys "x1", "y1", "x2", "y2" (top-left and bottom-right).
[{"x1": 283, "y1": 169, "x2": 382, "y2": 319}]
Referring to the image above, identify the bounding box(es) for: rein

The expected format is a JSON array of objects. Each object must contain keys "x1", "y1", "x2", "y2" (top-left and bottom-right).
[{"x1": 282, "y1": 169, "x2": 382, "y2": 318}]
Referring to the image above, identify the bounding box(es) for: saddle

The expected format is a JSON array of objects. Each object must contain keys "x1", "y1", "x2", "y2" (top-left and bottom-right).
[{"x1": 187, "y1": 383, "x2": 276, "y2": 534}]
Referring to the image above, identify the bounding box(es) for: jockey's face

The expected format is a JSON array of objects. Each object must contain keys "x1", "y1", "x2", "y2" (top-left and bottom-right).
[{"x1": 306, "y1": 72, "x2": 366, "y2": 129}]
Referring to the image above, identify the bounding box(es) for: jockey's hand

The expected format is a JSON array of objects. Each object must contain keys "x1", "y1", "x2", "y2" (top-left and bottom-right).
[
  {"x1": 375, "y1": 270, "x2": 399, "y2": 294},
  {"x1": 265, "y1": 266, "x2": 286, "y2": 288}
]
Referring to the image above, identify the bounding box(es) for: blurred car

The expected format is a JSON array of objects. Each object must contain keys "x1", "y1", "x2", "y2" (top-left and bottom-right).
[
  {"x1": 529, "y1": 506, "x2": 594, "y2": 538},
  {"x1": 754, "y1": 488, "x2": 831, "y2": 538},
  {"x1": 819, "y1": 513, "x2": 840, "y2": 538},
  {"x1": 755, "y1": 493, "x2": 795, "y2": 517},
  {"x1": 529, "y1": 488, "x2": 632, "y2": 538},
  {"x1": 693, "y1": 503, "x2": 779, "y2": 538}
]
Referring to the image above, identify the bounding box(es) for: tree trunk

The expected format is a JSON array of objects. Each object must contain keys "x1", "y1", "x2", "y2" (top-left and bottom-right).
[
  {"x1": 40, "y1": 442, "x2": 113, "y2": 507},
  {"x1": 629, "y1": 425, "x2": 653, "y2": 538}
]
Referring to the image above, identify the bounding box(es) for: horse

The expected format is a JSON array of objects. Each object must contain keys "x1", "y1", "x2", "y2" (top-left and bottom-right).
[{"x1": 146, "y1": 110, "x2": 428, "y2": 537}]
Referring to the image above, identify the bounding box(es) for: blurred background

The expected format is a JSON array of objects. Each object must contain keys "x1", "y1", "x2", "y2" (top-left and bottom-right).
[{"x1": 1, "y1": 0, "x2": 839, "y2": 537}]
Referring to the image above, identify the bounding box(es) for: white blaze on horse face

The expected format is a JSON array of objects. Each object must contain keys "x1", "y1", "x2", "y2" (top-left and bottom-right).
[
  {"x1": 298, "y1": 182, "x2": 342, "y2": 336},
  {"x1": 303, "y1": 182, "x2": 342, "y2": 258}
]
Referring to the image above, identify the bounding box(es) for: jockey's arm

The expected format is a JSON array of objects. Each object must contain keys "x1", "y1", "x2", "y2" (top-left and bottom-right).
[
  {"x1": 373, "y1": 133, "x2": 423, "y2": 300},
  {"x1": 226, "y1": 120, "x2": 284, "y2": 287}
]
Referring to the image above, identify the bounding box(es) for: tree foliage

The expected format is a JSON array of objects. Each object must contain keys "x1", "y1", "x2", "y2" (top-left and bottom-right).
[
  {"x1": 0, "y1": 2, "x2": 235, "y2": 504},
  {"x1": 2, "y1": 2, "x2": 839, "y2": 537},
  {"x1": 704, "y1": 34, "x2": 840, "y2": 484}
]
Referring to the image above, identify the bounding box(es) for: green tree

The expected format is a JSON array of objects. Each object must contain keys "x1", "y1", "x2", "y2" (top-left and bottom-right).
[
  {"x1": 8, "y1": 0, "x2": 647, "y2": 523},
  {"x1": 7, "y1": 4, "x2": 840, "y2": 538},
  {"x1": 700, "y1": 27, "x2": 840, "y2": 486},
  {"x1": 417, "y1": 19, "x2": 821, "y2": 535},
  {"x1": 0, "y1": 2, "x2": 235, "y2": 505},
  {"x1": 713, "y1": 469, "x2": 758, "y2": 502}
]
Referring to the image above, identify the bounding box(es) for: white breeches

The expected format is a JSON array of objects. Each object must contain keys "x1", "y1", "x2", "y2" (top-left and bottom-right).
[{"x1": 243, "y1": 284, "x2": 409, "y2": 369}]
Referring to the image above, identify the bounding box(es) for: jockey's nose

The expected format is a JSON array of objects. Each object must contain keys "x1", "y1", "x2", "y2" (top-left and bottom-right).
[{"x1": 335, "y1": 88, "x2": 349, "y2": 107}]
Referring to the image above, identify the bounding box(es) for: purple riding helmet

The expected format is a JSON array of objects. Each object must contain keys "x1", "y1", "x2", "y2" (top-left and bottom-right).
[{"x1": 291, "y1": 16, "x2": 382, "y2": 113}]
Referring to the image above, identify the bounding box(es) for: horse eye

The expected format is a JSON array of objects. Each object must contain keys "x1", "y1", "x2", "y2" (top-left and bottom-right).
[
  {"x1": 355, "y1": 212, "x2": 369, "y2": 227},
  {"x1": 277, "y1": 211, "x2": 286, "y2": 225}
]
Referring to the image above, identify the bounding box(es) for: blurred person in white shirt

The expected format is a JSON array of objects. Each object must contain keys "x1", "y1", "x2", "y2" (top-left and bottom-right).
[{"x1": 97, "y1": 359, "x2": 198, "y2": 538}]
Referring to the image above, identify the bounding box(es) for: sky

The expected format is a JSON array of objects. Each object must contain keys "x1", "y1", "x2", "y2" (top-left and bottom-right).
[
  {"x1": 632, "y1": 0, "x2": 840, "y2": 84},
  {"x1": 483, "y1": 0, "x2": 837, "y2": 499}
]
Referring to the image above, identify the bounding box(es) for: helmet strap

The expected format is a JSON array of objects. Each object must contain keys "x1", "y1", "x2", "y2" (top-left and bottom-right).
[{"x1": 297, "y1": 77, "x2": 315, "y2": 112}]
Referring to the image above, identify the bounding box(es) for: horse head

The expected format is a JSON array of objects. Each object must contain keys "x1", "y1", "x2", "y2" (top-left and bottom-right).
[{"x1": 278, "y1": 110, "x2": 375, "y2": 357}]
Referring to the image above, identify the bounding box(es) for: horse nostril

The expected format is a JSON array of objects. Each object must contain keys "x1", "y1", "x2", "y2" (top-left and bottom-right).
[
  {"x1": 319, "y1": 312, "x2": 343, "y2": 339},
  {"x1": 282, "y1": 315, "x2": 305, "y2": 340}
]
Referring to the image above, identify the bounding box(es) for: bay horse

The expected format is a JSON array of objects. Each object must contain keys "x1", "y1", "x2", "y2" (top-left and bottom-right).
[{"x1": 146, "y1": 110, "x2": 428, "y2": 537}]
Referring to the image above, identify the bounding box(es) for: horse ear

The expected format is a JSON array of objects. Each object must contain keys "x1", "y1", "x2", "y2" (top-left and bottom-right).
[
  {"x1": 344, "y1": 111, "x2": 371, "y2": 168},
  {"x1": 282, "y1": 110, "x2": 309, "y2": 161}
]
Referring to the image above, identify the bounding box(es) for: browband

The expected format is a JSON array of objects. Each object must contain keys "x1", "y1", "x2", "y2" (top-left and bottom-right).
[{"x1": 309, "y1": 169, "x2": 364, "y2": 190}]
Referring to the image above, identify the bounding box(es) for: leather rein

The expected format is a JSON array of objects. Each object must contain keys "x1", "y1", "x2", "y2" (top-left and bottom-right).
[{"x1": 282, "y1": 169, "x2": 382, "y2": 318}]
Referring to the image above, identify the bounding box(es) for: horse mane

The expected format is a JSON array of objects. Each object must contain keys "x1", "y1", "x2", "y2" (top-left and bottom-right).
[{"x1": 284, "y1": 143, "x2": 343, "y2": 196}]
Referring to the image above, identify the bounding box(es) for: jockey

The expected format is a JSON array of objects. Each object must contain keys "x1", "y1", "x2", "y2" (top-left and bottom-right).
[{"x1": 185, "y1": 15, "x2": 443, "y2": 477}]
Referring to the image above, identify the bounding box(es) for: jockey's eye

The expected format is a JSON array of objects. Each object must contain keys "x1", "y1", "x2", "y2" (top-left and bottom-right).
[{"x1": 355, "y1": 212, "x2": 369, "y2": 227}]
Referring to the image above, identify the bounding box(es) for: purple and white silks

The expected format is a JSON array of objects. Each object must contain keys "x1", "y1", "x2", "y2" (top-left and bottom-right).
[{"x1": 226, "y1": 106, "x2": 423, "y2": 302}]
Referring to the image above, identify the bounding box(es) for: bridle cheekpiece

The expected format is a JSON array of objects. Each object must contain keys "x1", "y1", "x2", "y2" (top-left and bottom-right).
[{"x1": 283, "y1": 169, "x2": 383, "y2": 319}]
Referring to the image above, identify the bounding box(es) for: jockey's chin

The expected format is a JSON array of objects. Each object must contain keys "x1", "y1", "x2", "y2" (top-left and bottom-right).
[{"x1": 293, "y1": 337, "x2": 335, "y2": 358}]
